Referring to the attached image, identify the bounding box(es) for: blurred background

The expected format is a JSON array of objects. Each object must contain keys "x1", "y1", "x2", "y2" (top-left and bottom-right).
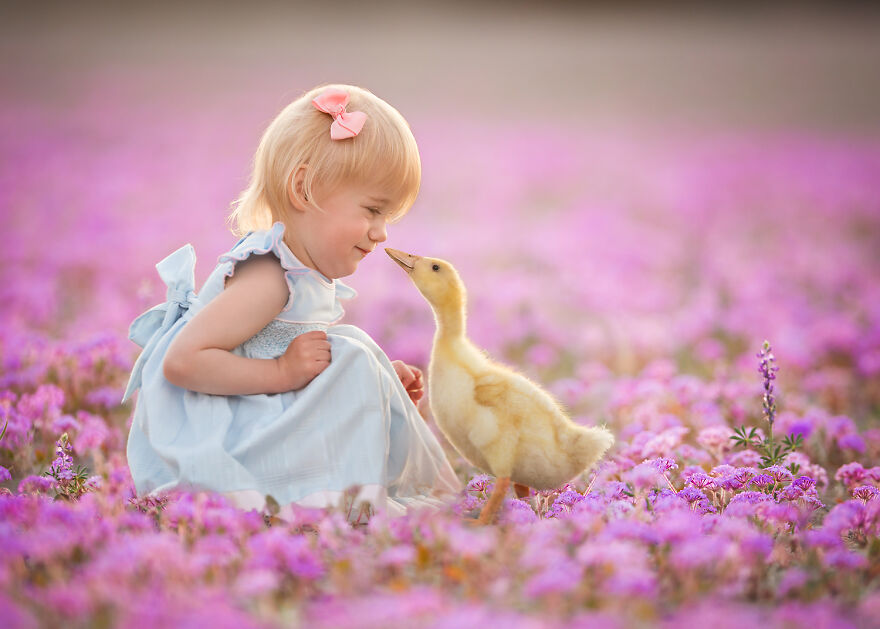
[
  {"x1": 4, "y1": 2, "x2": 880, "y2": 127},
  {"x1": 2, "y1": 2, "x2": 879, "y2": 421}
]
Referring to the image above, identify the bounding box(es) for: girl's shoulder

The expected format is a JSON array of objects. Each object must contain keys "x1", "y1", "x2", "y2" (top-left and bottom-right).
[{"x1": 210, "y1": 222, "x2": 357, "y2": 317}]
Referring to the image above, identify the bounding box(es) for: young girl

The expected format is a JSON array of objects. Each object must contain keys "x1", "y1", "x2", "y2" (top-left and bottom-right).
[{"x1": 122, "y1": 84, "x2": 462, "y2": 520}]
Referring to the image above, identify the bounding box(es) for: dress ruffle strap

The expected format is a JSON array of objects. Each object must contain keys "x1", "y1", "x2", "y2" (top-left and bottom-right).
[
  {"x1": 335, "y1": 281, "x2": 358, "y2": 301},
  {"x1": 216, "y1": 222, "x2": 311, "y2": 314},
  {"x1": 122, "y1": 245, "x2": 198, "y2": 403}
]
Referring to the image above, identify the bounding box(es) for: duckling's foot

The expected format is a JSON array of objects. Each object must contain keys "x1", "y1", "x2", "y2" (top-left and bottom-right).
[
  {"x1": 476, "y1": 476, "x2": 510, "y2": 525},
  {"x1": 513, "y1": 483, "x2": 530, "y2": 499}
]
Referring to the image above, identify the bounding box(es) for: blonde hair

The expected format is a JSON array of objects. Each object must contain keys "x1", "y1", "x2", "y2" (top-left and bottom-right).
[{"x1": 229, "y1": 84, "x2": 421, "y2": 236}]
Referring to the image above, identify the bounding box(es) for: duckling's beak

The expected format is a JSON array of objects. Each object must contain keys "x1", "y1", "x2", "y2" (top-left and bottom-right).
[{"x1": 385, "y1": 248, "x2": 421, "y2": 274}]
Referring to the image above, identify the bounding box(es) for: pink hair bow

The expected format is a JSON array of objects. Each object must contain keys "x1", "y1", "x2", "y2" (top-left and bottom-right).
[{"x1": 312, "y1": 88, "x2": 367, "y2": 140}]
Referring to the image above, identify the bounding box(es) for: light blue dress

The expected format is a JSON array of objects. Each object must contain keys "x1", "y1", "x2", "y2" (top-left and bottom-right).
[{"x1": 123, "y1": 222, "x2": 461, "y2": 518}]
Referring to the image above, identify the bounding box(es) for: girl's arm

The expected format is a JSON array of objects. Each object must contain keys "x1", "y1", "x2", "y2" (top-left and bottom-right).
[{"x1": 163, "y1": 255, "x2": 329, "y2": 395}]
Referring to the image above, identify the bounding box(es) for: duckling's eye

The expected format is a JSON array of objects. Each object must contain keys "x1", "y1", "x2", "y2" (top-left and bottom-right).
[{"x1": 432, "y1": 264, "x2": 440, "y2": 271}]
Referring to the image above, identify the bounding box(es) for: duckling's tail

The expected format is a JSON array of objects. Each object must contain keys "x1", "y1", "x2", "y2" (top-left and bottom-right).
[{"x1": 567, "y1": 424, "x2": 615, "y2": 473}]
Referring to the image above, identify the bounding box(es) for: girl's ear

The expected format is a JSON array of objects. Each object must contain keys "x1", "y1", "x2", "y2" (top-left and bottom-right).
[{"x1": 287, "y1": 165, "x2": 309, "y2": 212}]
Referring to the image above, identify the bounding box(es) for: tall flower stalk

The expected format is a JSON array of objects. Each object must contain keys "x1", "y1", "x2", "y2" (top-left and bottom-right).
[
  {"x1": 43, "y1": 433, "x2": 94, "y2": 501},
  {"x1": 731, "y1": 340, "x2": 803, "y2": 470},
  {"x1": 758, "y1": 340, "x2": 779, "y2": 430}
]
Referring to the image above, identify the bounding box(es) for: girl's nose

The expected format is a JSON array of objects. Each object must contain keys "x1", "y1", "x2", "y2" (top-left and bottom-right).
[{"x1": 369, "y1": 222, "x2": 388, "y2": 243}]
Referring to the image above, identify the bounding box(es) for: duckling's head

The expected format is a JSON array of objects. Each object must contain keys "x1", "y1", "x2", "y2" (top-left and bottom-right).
[{"x1": 384, "y1": 248, "x2": 465, "y2": 315}]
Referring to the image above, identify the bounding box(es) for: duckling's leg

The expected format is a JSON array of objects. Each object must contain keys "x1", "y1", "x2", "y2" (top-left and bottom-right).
[
  {"x1": 474, "y1": 433, "x2": 517, "y2": 525},
  {"x1": 477, "y1": 476, "x2": 510, "y2": 525},
  {"x1": 513, "y1": 483, "x2": 530, "y2": 499}
]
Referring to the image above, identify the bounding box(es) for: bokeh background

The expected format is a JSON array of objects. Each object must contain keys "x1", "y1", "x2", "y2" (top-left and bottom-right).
[
  {"x1": 2, "y1": 4, "x2": 880, "y2": 626},
  {"x1": 3, "y1": 2, "x2": 880, "y2": 371}
]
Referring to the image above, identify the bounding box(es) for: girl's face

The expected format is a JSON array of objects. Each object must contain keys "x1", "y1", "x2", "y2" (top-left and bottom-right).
[{"x1": 290, "y1": 181, "x2": 398, "y2": 279}]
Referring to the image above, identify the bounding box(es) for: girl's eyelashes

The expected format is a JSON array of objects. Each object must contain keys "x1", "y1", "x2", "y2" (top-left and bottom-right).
[{"x1": 365, "y1": 207, "x2": 382, "y2": 215}]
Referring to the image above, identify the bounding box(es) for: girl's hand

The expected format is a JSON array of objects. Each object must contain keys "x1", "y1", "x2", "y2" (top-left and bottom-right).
[
  {"x1": 277, "y1": 331, "x2": 331, "y2": 390},
  {"x1": 391, "y1": 360, "x2": 424, "y2": 405}
]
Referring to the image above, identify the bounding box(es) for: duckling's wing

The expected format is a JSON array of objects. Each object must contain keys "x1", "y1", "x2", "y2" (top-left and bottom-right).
[
  {"x1": 473, "y1": 373, "x2": 515, "y2": 409},
  {"x1": 473, "y1": 382, "x2": 509, "y2": 407},
  {"x1": 474, "y1": 369, "x2": 565, "y2": 421}
]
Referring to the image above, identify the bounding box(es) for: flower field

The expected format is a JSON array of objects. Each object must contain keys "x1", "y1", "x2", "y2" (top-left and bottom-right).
[{"x1": 2, "y1": 28, "x2": 880, "y2": 629}]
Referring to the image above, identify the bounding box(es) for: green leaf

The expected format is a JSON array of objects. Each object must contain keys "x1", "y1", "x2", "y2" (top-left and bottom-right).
[
  {"x1": 782, "y1": 434, "x2": 803, "y2": 451},
  {"x1": 0, "y1": 419, "x2": 7, "y2": 442}
]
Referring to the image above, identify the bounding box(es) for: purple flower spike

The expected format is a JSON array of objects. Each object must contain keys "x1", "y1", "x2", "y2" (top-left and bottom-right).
[{"x1": 757, "y1": 340, "x2": 779, "y2": 428}]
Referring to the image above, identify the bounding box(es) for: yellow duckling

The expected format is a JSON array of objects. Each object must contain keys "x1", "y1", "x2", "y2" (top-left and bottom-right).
[{"x1": 385, "y1": 248, "x2": 615, "y2": 524}]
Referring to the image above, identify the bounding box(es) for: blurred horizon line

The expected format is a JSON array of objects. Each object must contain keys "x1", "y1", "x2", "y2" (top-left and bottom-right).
[{"x1": 3, "y1": 2, "x2": 880, "y2": 131}]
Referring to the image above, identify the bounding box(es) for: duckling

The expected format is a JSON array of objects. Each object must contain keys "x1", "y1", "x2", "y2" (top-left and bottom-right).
[{"x1": 385, "y1": 248, "x2": 615, "y2": 524}]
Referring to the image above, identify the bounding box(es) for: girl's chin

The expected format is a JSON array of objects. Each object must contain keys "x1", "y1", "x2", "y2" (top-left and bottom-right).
[
  {"x1": 330, "y1": 265, "x2": 357, "y2": 279},
  {"x1": 318, "y1": 258, "x2": 359, "y2": 279}
]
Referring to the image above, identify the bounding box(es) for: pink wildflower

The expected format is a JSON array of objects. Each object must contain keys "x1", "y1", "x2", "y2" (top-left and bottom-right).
[
  {"x1": 835, "y1": 462, "x2": 867, "y2": 488},
  {"x1": 852, "y1": 485, "x2": 879, "y2": 502}
]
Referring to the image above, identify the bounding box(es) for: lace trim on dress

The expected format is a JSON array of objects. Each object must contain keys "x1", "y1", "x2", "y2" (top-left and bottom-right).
[{"x1": 239, "y1": 320, "x2": 329, "y2": 359}]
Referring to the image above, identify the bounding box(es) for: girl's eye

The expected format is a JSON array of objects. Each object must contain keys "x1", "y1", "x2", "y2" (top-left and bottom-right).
[{"x1": 366, "y1": 207, "x2": 381, "y2": 215}]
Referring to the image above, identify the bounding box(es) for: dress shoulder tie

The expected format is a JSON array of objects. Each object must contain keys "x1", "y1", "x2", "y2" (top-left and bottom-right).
[{"x1": 122, "y1": 244, "x2": 197, "y2": 403}]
